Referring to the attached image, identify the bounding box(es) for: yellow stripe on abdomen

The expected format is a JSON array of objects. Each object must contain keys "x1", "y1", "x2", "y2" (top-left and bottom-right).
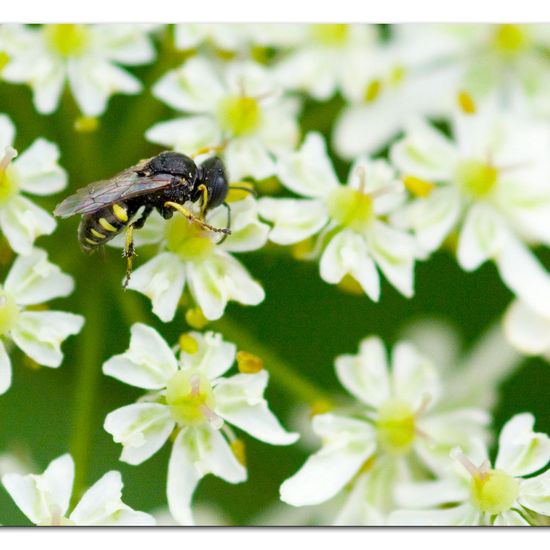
[{"x1": 99, "y1": 217, "x2": 118, "y2": 232}]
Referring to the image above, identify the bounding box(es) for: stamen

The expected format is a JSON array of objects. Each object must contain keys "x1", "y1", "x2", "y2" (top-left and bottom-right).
[
  {"x1": 415, "y1": 393, "x2": 431, "y2": 417},
  {"x1": 190, "y1": 374, "x2": 201, "y2": 397},
  {"x1": 369, "y1": 183, "x2": 403, "y2": 200},
  {"x1": 0, "y1": 146, "x2": 17, "y2": 173},
  {"x1": 355, "y1": 165, "x2": 367, "y2": 194},
  {"x1": 451, "y1": 448, "x2": 486, "y2": 479}
]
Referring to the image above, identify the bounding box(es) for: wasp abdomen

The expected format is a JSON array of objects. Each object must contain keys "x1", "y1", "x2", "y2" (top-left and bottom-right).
[{"x1": 78, "y1": 202, "x2": 136, "y2": 252}]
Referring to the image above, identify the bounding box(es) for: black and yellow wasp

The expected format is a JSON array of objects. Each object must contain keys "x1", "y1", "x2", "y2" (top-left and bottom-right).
[{"x1": 54, "y1": 151, "x2": 233, "y2": 286}]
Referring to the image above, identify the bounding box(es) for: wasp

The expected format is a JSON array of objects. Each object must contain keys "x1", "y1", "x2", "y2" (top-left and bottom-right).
[{"x1": 54, "y1": 151, "x2": 237, "y2": 287}]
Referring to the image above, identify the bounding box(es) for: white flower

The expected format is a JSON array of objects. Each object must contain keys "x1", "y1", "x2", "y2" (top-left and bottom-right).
[
  {"x1": 103, "y1": 324, "x2": 298, "y2": 525},
  {"x1": 0, "y1": 24, "x2": 158, "y2": 116},
  {"x1": 0, "y1": 114, "x2": 67, "y2": 255},
  {"x1": 259, "y1": 132, "x2": 420, "y2": 301},
  {"x1": 2, "y1": 453, "x2": 155, "y2": 525},
  {"x1": 174, "y1": 24, "x2": 253, "y2": 53},
  {"x1": 273, "y1": 24, "x2": 377, "y2": 101},
  {"x1": 0, "y1": 248, "x2": 84, "y2": 394},
  {"x1": 391, "y1": 102, "x2": 550, "y2": 313},
  {"x1": 121, "y1": 196, "x2": 268, "y2": 322},
  {"x1": 390, "y1": 413, "x2": 550, "y2": 526},
  {"x1": 279, "y1": 336, "x2": 489, "y2": 524},
  {"x1": 146, "y1": 57, "x2": 300, "y2": 181},
  {"x1": 504, "y1": 299, "x2": 550, "y2": 360}
]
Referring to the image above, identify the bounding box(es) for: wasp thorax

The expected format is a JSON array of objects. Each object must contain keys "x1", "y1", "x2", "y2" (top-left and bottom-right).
[
  {"x1": 327, "y1": 187, "x2": 374, "y2": 232},
  {"x1": 376, "y1": 398, "x2": 416, "y2": 455},
  {"x1": 456, "y1": 159, "x2": 499, "y2": 199},
  {"x1": 311, "y1": 24, "x2": 349, "y2": 46},
  {"x1": 470, "y1": 469, "x2": 520, "y2": 515},
  {"x1": 166, "y1": 370, "x2": 221, "y2": 428},
  {"x1": 0, "y1": 291, "x2": 19, "y2": 336},
  {"x1": 0, "y1": 147, "x2": 18, "y2": 205},
  {"x1": 45, "y1": 24, "x2": 90, "y2": 57},
  {"x1": 165, "y1": 216, "x2": 215, "y2": 260},
  {"x1": 217, "y1": 96, "x2": 261, "y2": 136}
]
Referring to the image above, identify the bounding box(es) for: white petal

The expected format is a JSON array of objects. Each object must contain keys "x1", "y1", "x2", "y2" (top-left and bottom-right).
[
  {"x1": 0, "y1": 341, "x2": 13, "y2": 395},
  {"x1": 104, "y1": 403, "x2": 174, "y2": 466},
  {"x1": 320, "y1": 230, "x2": 380, "y2": 301},
  {"x1": 279, "y1": 413, "x2": 376, "y2": 506},
  {"x1": 167, "y1": 427, "x2": 246, "y2": 525},
  {"x1": 4, "y1": 248, "x2": 73, "y2": 305},
  {"x1": 258, "y1": 198, "x2": 328, "y2": 245},
  {"x1": 0, "y1": 196, "x2": 57, "y2": 255},
  {"x1": 368, "y1": 221, "x2": 417, "y2": 298},
  {"x1": 187, "y1": 251, "x2": 264, "y2": 321},
  {"x1": 11, "y1": 311, "x2": 84, "y2": 368},
  {"x1": 518, "y1": 469, "x2": 550, "y2": 516},
  {"x1": 127, "y1": 253, "x2": 186, "y2": 323},
  {"x1": 2, "y1": 454, "x2": 74, "y2": 524},
  {"x1": 0, "y1": 113, "x2": 16, "y2": 150},
  {"x1": 179, "y1": 331, "x2": 236, "y2": 380},
  {"x1": 395, "y1": 479, "x2": 469, "y2": 509},
  {"x1": 145, "y1": 116, "x2": 221, "y2": 154},
  {"x1": 90, "y1": 24, "x2": 156, "y2": 65},
  {"x1": 503, "y1": 300, "x2": 550, "y2": 356},
  {"x1": 13, "y1": 138, "x2": 67, "y2": 195},
  {"x1": 493, "y1": 510, "x2": 530, "y2": 526},
  {"x1": 103, "y1": 323, "x2": 177, "y2": 389},
  {"x1": 391, "y1": 341, "x2": 440, "y2": 409},
  {"x1": 224, "y1": 138, "x2": 276, "y2": 182},
  {"x1": 389, "y1": 504, "x2": 481, "y2": 526},
  {"x1": 152, "y1": 57, "x2": 224, "y2": 113},
  {"x1": 214, "y1": 371, "x2": 299, "y2": 445},
  {"x1": 495, "y1": 413, "x2": 550, "y2": 477},
  {"x1": 70, "y1": 470, "x2": 155, "y2": 526},
  {"x1": 334, "y1": 336, "x2": 390, "y2": 408},
  {"x1": 277, "y1": 132, "x2": 339, "y2": 199}
]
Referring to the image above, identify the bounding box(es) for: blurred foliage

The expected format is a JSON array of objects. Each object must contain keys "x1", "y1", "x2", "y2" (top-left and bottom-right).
[{"x1": 0, "y1": 25, "x2": 549, "y2": 525}]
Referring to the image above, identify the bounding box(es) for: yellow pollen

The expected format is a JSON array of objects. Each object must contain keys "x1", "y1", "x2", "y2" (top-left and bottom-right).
[
  {"x1": 230, "y1": 438, "x2": 247, "y2": 466},
  {"x1": 90, "y1": 228, "x2": 106, "y2": 239},
  {"x1": 337, "y1": 274, "x2": 365, "y2": 295},
  {"x1": 185, "y1": 307, "x2": 209, "y2": 330},
  {"x1": 457, "y1": 91, "x2": 476, "y2": 115},
  {"x1": 0, "y1": 291, "x2": 19, "y2": 336},
  {"x1": 493, "y1": 24, "x2": 530, "y2": 55},
  {"x1": 99, "y1": 218, "x2": 117, "y2": 232},
  {"x1": 311, "y1": 24, "x2": 349, "y2": 46},
  {"x1": 364, "y1": 79, "x2": 382, "y2": 103},
  {"x1": 291, "y1": 237, "x2": 315, "y2": 261},
  {"x1": 0, "y1": 52, "x2": 10, "y2": 71},
  {"x1": 179, "y1": 333, "x2": 199, "y2": 354},
  {"x1": 112, "y1": 204, "x2": 129, "y2": 222},
  {"x1": 471, "y1": 469, "x2": 520, "y2": 515},
  {"x1": 217, "y1": 96, "x2": 261, "y2": 137},
  {"x1": 376, "y1": 398, "x2": 416, "y2": 455},
  {"x1": 403, "y1": 175, "x2": 435, "y2": 197},
  {"x1": 389, "y1": 65, "x2": 406, "y2": 86},
  {"x1": 74, "y1": 116, "x2": 99, "y2": 133},
  {"x1": 309, "y1": 399, "x2": 333, "y2": 417},
  {"x1": 327, "y1": 187, "x2": 374, "y2": 232},
  {"x1": 236, "y1": 351, "x2": 264, "y2": 374},
  {"x1": 456, "y1": 160, "x2": 499, "y2": 199},
  {"x1": 44, "y1": 24, "x2": 90, "y2": 57}
]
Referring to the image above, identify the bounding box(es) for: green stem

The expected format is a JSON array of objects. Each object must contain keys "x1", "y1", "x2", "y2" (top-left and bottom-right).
[{"x1": 213, "y1": 317, "x2": 332, "y2": 407}]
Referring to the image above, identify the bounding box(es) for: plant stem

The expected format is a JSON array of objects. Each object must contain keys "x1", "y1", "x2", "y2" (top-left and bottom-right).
[{"x1": 213, "y1": 316, "x2": 333, "y2": 407}]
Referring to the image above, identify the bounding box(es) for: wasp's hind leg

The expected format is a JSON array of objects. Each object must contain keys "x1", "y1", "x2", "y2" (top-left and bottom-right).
[{"x1": 122, "y1": 205, "x2": 153, "y2": 289}]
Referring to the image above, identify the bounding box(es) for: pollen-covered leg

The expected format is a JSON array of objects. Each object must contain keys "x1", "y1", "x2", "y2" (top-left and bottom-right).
[
  {"x1": 122, "y1": 224, "x2": 135, "y2": 289},
  {"x1": 164, "y1": 201, "x2": 231, "y2": 235}
]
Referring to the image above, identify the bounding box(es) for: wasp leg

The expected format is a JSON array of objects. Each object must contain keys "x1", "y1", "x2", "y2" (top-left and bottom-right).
[
  {"x1": 217, "y1": 202, "x2": 232, "y2": 245},
  {"x1": 197, "y1": 183, "x2": 208, "y2": 217},
  {"x1": 164, "y1": 201, "x2": 231, "y2": 235},
  {"x1": 122, "y1": 206, "x2": 153, "y2": 289}
]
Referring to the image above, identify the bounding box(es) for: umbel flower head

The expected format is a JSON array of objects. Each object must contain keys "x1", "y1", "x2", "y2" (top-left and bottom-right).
[
  {"x1": 0, "y1": 24, "x2": 158, "y2": 116},
  {"x1": 146, "y1": 57, "x2": 300, "y2": 181},
  {"x1": 390, "y1": 414, "x2": 550, "y2": 526},
  {"x1": 0, "y1": 114, "x2": 67, "y2": 255},
  {"x1": 259, "y1": 132, "x2": 420, "y2": 301},
  {"x1": 122, "y1": 195, "x2": 268, "y2": 322},
  {"x1": 2, "y1": 453, "x2": 155, "y2": 525},
  {"x1": 0, "y1": 248, "x2": 84, "y2": 394},
  {"x1": 391, "y1": 100, "x2": 550, "y2": 314},
  {"x1": 103, "y1": 324, "x2": 298, "y2": 525},
  {"x1": 279, "y1": 336, "x2": 489, "y2": 524}
]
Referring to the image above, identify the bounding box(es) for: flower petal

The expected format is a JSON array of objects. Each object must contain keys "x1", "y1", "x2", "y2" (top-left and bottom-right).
[
  {"x1": 104, "y1": 403, "x2": 174, "y2": 466},
  {"x1": 214, "y1": 371, "x2": 299, "y2": 445},
  {"x1": 0, "y1": 341, "x2": 13, "y2": 395},
  {"x1": 495, "y1": 413, "x2": 550, "y2": 477},
  {"x1": 493, "y1": 510, "x2": 530, "y2": 526},
  {"x1": 11, "y1": 311, "x2": 84, "y2": 368},
  {"x1": 0, "y1": 113, "x2": 16, "y2": 150},
  {"x1": 224, "y1": 138, "x2": 276, "y2": 182},
  {"x1": 103, "y1": 323, "x2": 178, "y2": 389},
  {"x1": 503, "y1": 300, "x2": 550, "y2": 356},
  {"x1": 518, "y1": 469, "x2": 550, "y2": 516},
  {"x1": 389, "y1": 504, "x2": 481, "y2": 526}
]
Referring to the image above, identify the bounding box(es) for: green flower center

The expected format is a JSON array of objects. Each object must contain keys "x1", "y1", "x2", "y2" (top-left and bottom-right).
[
  {"x1": 493, "y1": 25, "x2": 530, "y2": 56},
  {"x1": 166, "y1": 371, "x2": 217, "y2": 427},
  {"x1": 0, "y1": 291, "x2": 19, "y2": 336},
  {"x1": 311, "y1": 24, "x2": 349, "y2": 46},
  {"x1": 471, "y1": 469, "x2": 520, "y2": 515},
  {"x1": 376, "y1": 398, "x2": 416, "y2": 455},
  {"x1": 217, "y1": 96, "x2": 261, "y2": 137},
  {"x1": 327, "y1": 187, "x2": 374, "y2": 232},
  {"x1": 44, "y1": 24, "x2": 90, "y2": 57},
  {"x1": 165, "y1": 216, "x2": 215, "y2": 260},
  {"x1": 456, "y1": 160, "x2": 499, "y2": 199}
]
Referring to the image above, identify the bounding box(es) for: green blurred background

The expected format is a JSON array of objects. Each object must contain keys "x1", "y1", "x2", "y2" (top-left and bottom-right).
[{"x1": 0, "y1": 25, "x2": 549, "y2": 525}]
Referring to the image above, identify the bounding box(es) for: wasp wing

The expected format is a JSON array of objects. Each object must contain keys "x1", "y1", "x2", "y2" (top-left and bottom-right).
[{"x1": 54, "y1": 166, "x2": 176, "y2": 218}]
